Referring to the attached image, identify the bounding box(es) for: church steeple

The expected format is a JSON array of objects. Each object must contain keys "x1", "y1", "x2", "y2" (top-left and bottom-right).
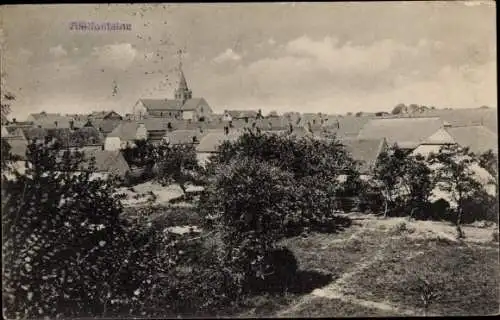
[{"x1": 174, "y1": 49, "x2": 192, "y2": 105}]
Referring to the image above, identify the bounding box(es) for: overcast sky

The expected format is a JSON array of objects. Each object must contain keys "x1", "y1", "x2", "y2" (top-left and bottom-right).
[{"x1": 1, "y1": 2, "x2": 496, "y2": 120}]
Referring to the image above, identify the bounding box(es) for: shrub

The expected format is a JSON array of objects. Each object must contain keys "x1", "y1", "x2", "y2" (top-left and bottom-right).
[
  {"x1": 199, "y1": 156, "x2": 298, "y2": 291},
  {"x1": 206, "y1": 130, "x2": 356, "y2": 232},
  {"x1": 2, "y1": 141, "x2": 235, "y2": 318},
  {"x1": 2, "y1": 141, "x2": 130, "y2": 318}
]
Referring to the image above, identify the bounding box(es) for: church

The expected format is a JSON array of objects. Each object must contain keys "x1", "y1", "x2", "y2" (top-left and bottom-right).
[{"x1": 133, "y1": 56, "x2": 214, "y2": 122}]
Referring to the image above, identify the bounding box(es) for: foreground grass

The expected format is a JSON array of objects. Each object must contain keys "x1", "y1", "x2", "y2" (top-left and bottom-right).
[
  {"x1": 119, "y1": 206, "x2": 499, "y2": 317},
  {"x1": 272, "y1": 217, "x2": 499, "y2": 317},
  {"x1": 346, "y1": 237, "x2": 499, "y2": 316}
]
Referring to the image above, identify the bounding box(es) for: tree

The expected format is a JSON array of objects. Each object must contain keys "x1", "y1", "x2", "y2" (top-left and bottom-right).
[
  {"x1": 373, "y1": 144, "x2": 409, "y2": 216},
  {"x1": 478, "y1": 149, "x2": 498, "y2": 177},
  {"x1": 428, "y1": 145, "x2": 484, "y2": 238},
  {"x1": 1, "y1": 70, "x2": 15, "y2": 125},
  {"x1": 199, "y1": 156, "x2": 297, "y2": 290},
  {"x1": 2, "y1": 140, "x2": 130, "y2": 318},
  {"x1": 373, "y1": 145, "x2": 434, "y2": 218},
  {"x1": 154, "y1": 143, "x2": 200, "y2": 195},
  {"x1": 391, "y1": 103, "x2": 407, "y2": 115},
  {"x1": 206, "y1": 129, "x2": 356, "y2": 232}
]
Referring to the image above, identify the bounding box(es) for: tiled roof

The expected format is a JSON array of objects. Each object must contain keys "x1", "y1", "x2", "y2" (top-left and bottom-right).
[
  {"x1": 141, "y1": 98, "x2": 182, "y2": 111},
  {"x1": 164, "y1": 130, "x2": 205, "y2": 145},
  {"x1": 141, "y1": 98, "x2": 207, "y2": 111},
  {"x1": 82, "y1": 150, "x2": 130, "y2": 176},
  {"x1": 92, "y1": 119, "x2": 122, "y2": 134},
  {"x1": 139, "y1": 118, "x2": 171, "y2": 131},
  {"x1": 181, "y1": 98, "x2": 207, "y2": 111},
  {"x1": 196, "y1": 129, "x2": 245, "y2": 153},
  {"x1": 56, "y1": 149, "x2": 130, "y2": 177},
  {"x1": 357, "y1": 117, "x2": 444, "y2": 149},
  {"x1": 107, "y1": 122, "x2": 141, "y2": 140},
  {"x1": 32, "y1": 114, "x2": 73, "y2": 129},
  {"x1": 340, "y1": 138, "x2": 387, "y2": 173},
  {"x1": 446, "y1": 125, "x2": 498, "y2": 155},
  {"x1": 2, "y1": 137, "x2": 28, "y2": 159}
]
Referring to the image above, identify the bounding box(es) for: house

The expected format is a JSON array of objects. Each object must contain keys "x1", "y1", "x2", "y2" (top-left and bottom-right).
[
  {"x1": 340, "y1": 138, "x2": 388, "y2": 175},
  {"x1": 134, "y1": 62, "x2": 213, "y2": 122},
  {"x1": 410, "y1": 127, "x2": 457, "y2": 158},
  {"x1": 411, "y1": 125, "x2": 498, "y2": 158},
  {"x1": 104, "y1": 121, "x2": 148, "y2": 151},
  {"x1": 195, "y1": 129, "x2": 246, "y2": 166},
  {"x1": 357, "y1": 117, "x2": 444, "y2": 150},
  {"x1": 445, "y1": 125, "x2": 497, "y2": 156},
  {"x1": 163, "y1": 129, "x2": 206, "y2": 145},
  {"x1": 266, "y1": 111, "x2": 279, "y2": 118},
  {"x1": 104, "y1": 118, "x2": 174, "y2": 150},
  {"x1": 1, "y1": 125, "x2": 9, "y2": 137},
  {"x1": 27, "y1": 112, "x2": 76, "y2": 129},
  {"x1": 69, "y1": 127, "x2": 105, "y2": 150},
  {"x1": 89, "y1": 119, "x2": 123, "y2": 137},
  {"x1": 222, "y1": 110, "x2": 259, "y2": 122},
  {"x1": 2, "y1": 128, "x2": 29, "y2": 159},
  {"x1": 427, "y1": 155, "x2": 497, "y2": 209},
  {"x1": 88, "y1": 110, "x2": 123, "y2": 121},
  {"x1": 4, "y1": 121, "x2": 35, "y2": 134},
  {"x1": 78, "y1": 150, "x2": 131, "y2": 179}
]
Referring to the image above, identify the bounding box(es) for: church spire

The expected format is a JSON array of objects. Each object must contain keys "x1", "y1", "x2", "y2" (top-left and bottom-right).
[{"x1": 175, "y1": 49, "x2": 192, "y2": 104}]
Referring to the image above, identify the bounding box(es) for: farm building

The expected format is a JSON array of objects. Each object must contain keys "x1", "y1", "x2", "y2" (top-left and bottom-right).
[
  {"x1": 357, "y1": 117, "x2": 444, "y2": 150},
  {"x1": 2, "y1": 128, "x2": 29, "y2": 159},
  {"x1": 163, "y1": 129, "x2": 206, "y2": 145},
  {"x1": 222, "y1": 110, "x2": 260, "y2": 122},
  {"x1": 195, "y1": 129, "x2": 246, "y2": 166},
  {"x1": 411, "y1": 125, "x2": 498, "y2": 158},
  {"x1": 340, "y1": 138, "x2": 388, "y2": 175},
  {"x1": 105, "y1": 122, "x2": 148, "y2": 150},
  {"x1": 446, "y1": 125, "x2": 498, "y2": 155}
]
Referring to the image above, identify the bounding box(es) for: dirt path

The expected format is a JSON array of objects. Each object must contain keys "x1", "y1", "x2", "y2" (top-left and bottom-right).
[
  {"x1": 277, "y1": 224, "x2": 428, "y2": 317},
  {"x1": 276, "y1": 215, "x2": 496, "y2": 317}
]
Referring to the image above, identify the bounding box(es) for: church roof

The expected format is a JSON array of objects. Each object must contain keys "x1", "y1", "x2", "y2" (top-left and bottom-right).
[
  {"x1": 140, "y1": 97, "x2": 207, "y2": 112},
  {"x1": 178, "y1": 68, "x2": 189, "y2": 92}
]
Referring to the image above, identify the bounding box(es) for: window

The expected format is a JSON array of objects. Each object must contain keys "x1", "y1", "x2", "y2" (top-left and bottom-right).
[
  {"x1": 200, "y1": 106, "x2": 204, "y2": 113},
  {"x1": 169, "y1": 112, "x2": 172, "y2": 117}
]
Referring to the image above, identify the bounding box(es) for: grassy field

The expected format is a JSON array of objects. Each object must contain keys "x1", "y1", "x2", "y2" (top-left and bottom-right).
[
  {"x1": 127, "y1": 202, "x2": 499, "y2": 317},
  {"x1": 242, "y1": 214, "x2": 499, "y2": 317}
]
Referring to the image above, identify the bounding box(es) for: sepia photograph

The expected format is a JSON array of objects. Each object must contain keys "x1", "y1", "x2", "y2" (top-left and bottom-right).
[{"x1": 1, "y1": 2, "x2": 498, "y2": 318}]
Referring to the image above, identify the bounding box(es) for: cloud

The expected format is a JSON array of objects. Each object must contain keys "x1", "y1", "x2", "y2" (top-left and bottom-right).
[
  {"x1": 213, "y1": 48, "x2": 242, "y2": 64},
  {"x1": 268, "y1": 38, "x2": 276, "y2": 45},
  {"x1": 285, "y1": 36, "x2": 419, "y2": 75},
  {"x1": 92, "y1": 43, "x2": 137, "y2": 70},
  {"x1": 201, "y1": 35, "x2": 496, "y2": 113},
  {"x1": 49, "y1": 45, "x2": 68, "y2": 58}
]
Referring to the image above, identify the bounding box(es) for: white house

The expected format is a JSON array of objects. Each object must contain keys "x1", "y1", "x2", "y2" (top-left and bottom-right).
[{"x1": 104, "y1": 122, "x2": 148, "y2": 151}]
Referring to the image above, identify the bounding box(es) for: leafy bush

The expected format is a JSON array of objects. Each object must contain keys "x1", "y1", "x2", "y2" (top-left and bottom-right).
[
  {"x1": 206, "y1": 130, "x2": 356, "y2": 232},
  {"x1": 373, "y1": 144, "x2": 435, "y2": 218},
  {"x1": 2, "y1": 141, "x2": 238, "y2": 318},
  {"x1": 2, "y1": 141, "x2": 130, "y2": 318},
  {"x1": 199, "y1": 157, "x2": 298, "y2": 290}
]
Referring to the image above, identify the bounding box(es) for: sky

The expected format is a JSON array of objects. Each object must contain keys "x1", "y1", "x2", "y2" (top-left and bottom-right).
[{"x1": 1, "y1": 2, "x2": 496, "y2": 120}]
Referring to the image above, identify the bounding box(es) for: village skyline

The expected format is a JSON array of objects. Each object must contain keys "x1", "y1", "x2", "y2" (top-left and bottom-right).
[{"x1": 1, "y1": 2, "x2": 497, "y2": 120}]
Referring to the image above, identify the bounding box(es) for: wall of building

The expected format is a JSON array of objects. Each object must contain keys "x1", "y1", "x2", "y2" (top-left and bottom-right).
[{"x1": 104, "y1": 137, "x2": 121, "y2": 151}]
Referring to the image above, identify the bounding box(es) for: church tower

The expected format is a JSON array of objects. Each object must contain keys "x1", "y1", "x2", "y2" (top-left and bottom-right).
[{"x1": 174, "y1": 50, "x2": 192, "y2": 105}]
